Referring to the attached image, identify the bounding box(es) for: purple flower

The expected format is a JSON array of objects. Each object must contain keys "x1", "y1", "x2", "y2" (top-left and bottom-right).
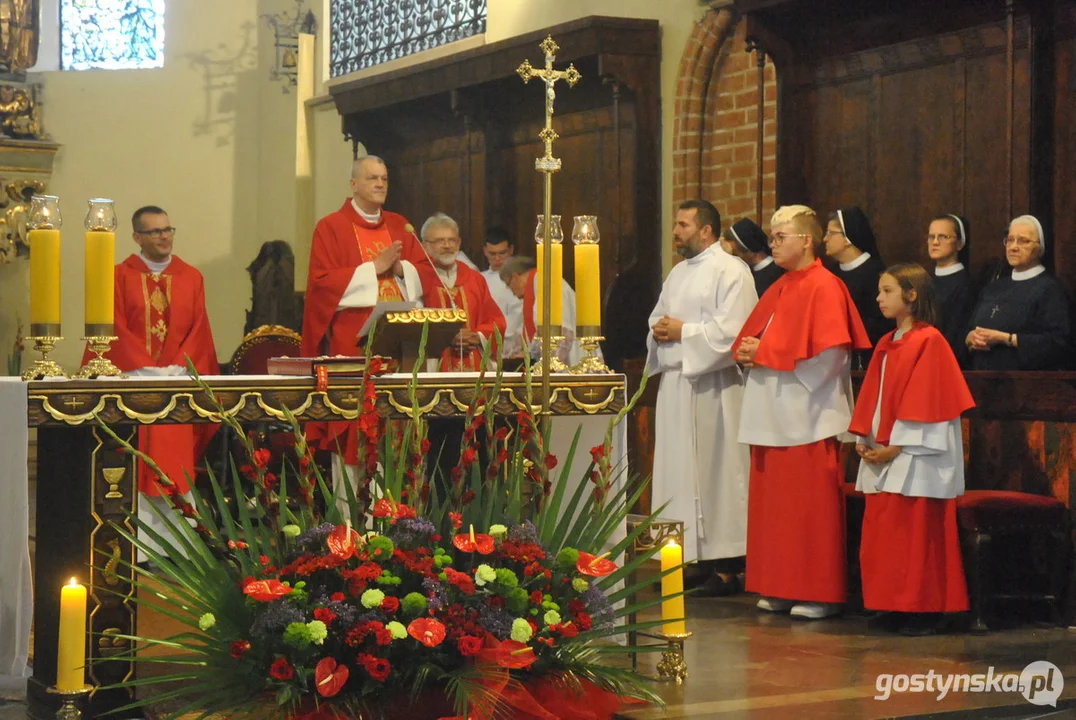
[
  {"x1": 328, "y1": 600, "x2": 359, "y2": 626},
  {"x1": 250, "y1": 600, "x2": 305, "y2": 637},
  {"x1": 296, "y1": 522, "x2": 335, "y2": 549},
  {"x1": 583, "y1": 585, "x2": 615, "y2": 632},
  {"x1": 508, "y1": 521, "x2": 539, "y2": 545},
  {"x1": 422, "y1": 577, "x2": 447, "y2": 611},
  {"x1": 477, "y1": 604, "x2": 513, "y2": 640},
  {"x1": 389, "y1": 517, "x2": 437, "y2": 548}
]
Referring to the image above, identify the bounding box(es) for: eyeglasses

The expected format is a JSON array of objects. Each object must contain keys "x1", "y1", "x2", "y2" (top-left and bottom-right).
[
  {"x1": 136, "y1": 227, "x2": 176, "y2": 239},
  {"x1": 927, "y1": 233, "x2": 956, "y2": 243},
  {"x1": 425, "y1": 236, "x2": 459, "y2": 246},
  {"x1": 823, "y1": 229, "x2": 845, "y2": 238},
  {"x1": 1002, "y1": 236, "x2": 1036, "y2": 248},
  {"x1": 768, "y1": 232, "x2": 811, "y2": 247}
]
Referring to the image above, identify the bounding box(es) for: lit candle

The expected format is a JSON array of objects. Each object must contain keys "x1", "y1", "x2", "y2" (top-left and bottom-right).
[
  {"x1": 660, "y1": 539, "x2": 686, "y2": 635},
  {"x1": 84, "y1": 199, "x2": 117, "y2": 329},
  {"x1": 57, "y1": 577, "x2": 87, "y2": 692},
  {"x1": 572, "y1": 216, "x2": 601, "y2": 332}
]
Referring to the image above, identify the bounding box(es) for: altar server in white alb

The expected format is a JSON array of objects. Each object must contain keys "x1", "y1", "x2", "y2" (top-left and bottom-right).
[
  {"x1": 646, "y1": 200, "x2": 758, "y2": 594},
  {"x1": 851, "y1": 263, "x2": 974, "y2": 636}
]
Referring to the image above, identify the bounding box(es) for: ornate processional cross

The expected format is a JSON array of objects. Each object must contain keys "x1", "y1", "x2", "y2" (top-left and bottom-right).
[{"x1": 517, "y1": 36, "x2": 581, "y2": 411}]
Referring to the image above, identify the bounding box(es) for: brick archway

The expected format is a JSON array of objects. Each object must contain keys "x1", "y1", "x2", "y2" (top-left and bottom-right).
[{"x1": 672, "y1": 9, "x2": 777, "y2": 232}]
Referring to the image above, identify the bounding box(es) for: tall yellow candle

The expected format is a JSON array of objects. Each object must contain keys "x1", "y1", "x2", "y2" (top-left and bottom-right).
[
  {"x1": 28, "y1": 228, "x2": 61, "y2": 328},
  {"x1": 57, "y1": 577, "x2": 87, "y2": 692},
  {"x1": 574, "y1": 242, "x2": 601, "y2": 329},
  {"x1": 85, "y1": 231, "x2": 115, "y2": 326},
  {"x1": 660, "y1": 540, "x2": 686, "y2": 635},
  {"x1": 536, "y1": 243, "x2": 563, "y2": 328}
]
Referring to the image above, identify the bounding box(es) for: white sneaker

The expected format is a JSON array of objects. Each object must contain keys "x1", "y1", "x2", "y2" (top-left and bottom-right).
[
  {"x1": 756, "y1": 596, "x2": 795, "y2": 613},
  {"x1": 789, "y1": 602, "x2": 842, "y2": 619}
]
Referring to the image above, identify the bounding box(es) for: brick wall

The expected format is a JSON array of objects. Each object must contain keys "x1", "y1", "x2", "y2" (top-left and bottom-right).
[{"x1": 673, "y1": 10, "x2": 777, "y2": 239}]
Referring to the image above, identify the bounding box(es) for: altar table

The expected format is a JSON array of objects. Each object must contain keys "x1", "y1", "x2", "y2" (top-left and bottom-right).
[{"x1": 12, "y1": 372, "x2": 626, "y2": 719}]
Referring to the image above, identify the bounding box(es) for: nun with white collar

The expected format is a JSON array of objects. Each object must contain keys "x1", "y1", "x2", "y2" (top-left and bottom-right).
[
  {"x1": 823, "y1": 206, "x2": 894, "y2": 350},
  {"x1": 965, "y1": 215, "x2": 1070, "y2": 370},
  {"x1": 927, "y1": 214, "x2": 978, "y2": 361},
  {"x1": 719, "y1": 217, "x2": 786, "y2": 297}
]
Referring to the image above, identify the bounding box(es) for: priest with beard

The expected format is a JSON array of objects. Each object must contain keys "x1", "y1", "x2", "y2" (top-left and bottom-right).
[
  {"x1": 823, "y1": 206, "x2": 892, "y2": 363},
  {"x1": 418, "y1": 212, "x2": 507, "y2": 371},
  {"x1": 719, "y1": 217, "x2": 785, "y2": 297},
  {"x1": 300, "y1": 154, "x2": 434, "y2": 496},
  {"x1": 646, "y1": 200, "x2": 758, "y2": 596}
]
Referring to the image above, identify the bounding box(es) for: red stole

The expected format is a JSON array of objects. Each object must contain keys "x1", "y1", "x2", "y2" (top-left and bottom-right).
[
  {"x1": 849, "y1": 323, "x2": 975, "y2": 444},
  {"x1": 521, "y1": 268, "x2": 538, "y2": 342},
  {"x1": 735, "y1": 259, "x2": 870, "y2": 370},
  {"x1": 423, "y1": 263, "x2": 507, "y2": 371}
]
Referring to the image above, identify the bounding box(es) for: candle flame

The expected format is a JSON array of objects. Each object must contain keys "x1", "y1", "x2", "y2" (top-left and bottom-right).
[
  {"x1": 665, "y1": 539, "x2": 680, "y2": 547},
  {"x1": 67, "y1": 577, "x2": 79, "y2": 586}
]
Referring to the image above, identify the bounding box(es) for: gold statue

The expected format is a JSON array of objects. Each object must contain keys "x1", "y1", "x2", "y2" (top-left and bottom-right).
[{"x1": 0, "y1": 0, "x2": 38, "y2": 75}]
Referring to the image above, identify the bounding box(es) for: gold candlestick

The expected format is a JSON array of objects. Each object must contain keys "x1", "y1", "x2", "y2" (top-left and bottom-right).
[
  {"x1": 49, "y1": 684, "x2": 93, "y2": 719},
  {"x1": 571, "y1": 336, "x2": 612, "y2": 374},
  {"x1": 532, "y1": 334, "x2": 569, "y2": 374},
  {"x1": 22, "y1": 325, "x2": 67, "y2": 380},
  {"x1": 655, "y1": 630, "x2": 692, "y2": 684},
  {"x1": 78, "y1": 329, "x2": 121, "y2": 378}
]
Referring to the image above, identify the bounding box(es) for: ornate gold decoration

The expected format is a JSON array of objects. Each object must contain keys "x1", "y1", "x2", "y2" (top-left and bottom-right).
[
  {"x1": 0, "y1": 0, "x2": 39, "y2": 75},
  {"x1": 0, "y1": 177, "x2": 42, "y2": 261},
  {"x1": 656, "y1": 632, "x2": 692, "y2": 684},
  {"x1": 102, "y1": 467, "x2": 126, "y2": 500},
  {"x1": 26, "y1": 375, "x2": 628, "y2": 427},
  {"x1": 21, "y1": 333, "x2": 66, "y2": 380},
  {"x1": 245, "y1": 323, "x2": 302, "y2": 342},
  {"x1": 48, "y1": 685, "x2": 92, "y2": 720},
  {"x1": 518, "y1": 35, "x2": 581, "y2": 410},
  {"x1": 532, "y1": 335, "x2": 569, "y2": 375},
  {"x1": 78, "y1": 334, "x2": 122, "y2": 378},
  {"x1": 102, "y1": 538, "x2": 122, "y2": 585},
  {"x1": 0, "y1": 83, "x2": 41, "y2": 138},
  {"x1": 570, "y1": 336, "x2": 612, "y2": 375},
  {"x1": 97, "y1": 628, "x2": 128, "y2": 658},
  {"x1": 384, "y1": 308, "x2": 468, "y2": 324}
]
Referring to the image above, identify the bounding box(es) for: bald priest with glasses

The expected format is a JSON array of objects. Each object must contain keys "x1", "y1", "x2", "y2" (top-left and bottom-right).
[{"x1": 84, "y1": 205, "x2": 218, "y2": 546}]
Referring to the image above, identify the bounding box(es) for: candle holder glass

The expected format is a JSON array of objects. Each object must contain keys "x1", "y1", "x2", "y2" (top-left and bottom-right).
[
  {"x1": 570, "y1": 336, "x2": 612, "y2": 374},
  {"x1": 571, "y1": 214, "x2": 599, "y2": 244},
  {"x1": 29, "y1": 194, "x2": 62, "y2": 229},
  {"x1": 655, "y1": 630, "x2": 693, "y2": 684},
  {"x1": 534, "y1": 214, "x2": 564, "y2": 244},
  {"x1": 532, "y1": 334, "x2": 569, "y2": 374},
  {"x1": 85, "y1": 198, "x2": 117, "y2": 232},
  {"x1": 48, "y1": 684, "x2": 93, "y2": 719},
  {"x1": 22, "y1": 329, "x2": 67, "y2": 380}
]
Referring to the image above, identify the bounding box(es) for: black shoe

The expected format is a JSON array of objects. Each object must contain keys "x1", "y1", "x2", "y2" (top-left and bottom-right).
[
  {"x1": 867, "y1": 611, "x2": 906, "y2": 632},
  {"x1": 695, "y1": 572, "x2": 744, "y2": 597},
  {"x1": 898, "y1": 613, "x2": 939, "y2": 636}
]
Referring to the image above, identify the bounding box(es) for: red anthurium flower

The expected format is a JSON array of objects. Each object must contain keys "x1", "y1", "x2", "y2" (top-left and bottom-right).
[
  {"x1": 452, "y1": 525, "x2": 495, "y2": 554},
  {"x1": 326, "y1": 524, "x2": 362, "y2": 559},
  {"x1": 576, "y1": 552, "x2": 618, "y2": 577},
  {"x1": 408, "y1": 618, "x2": 447, "y2": 648},
  {"x1": 314, "y1": 657, "x2": 349, "y2": 697},
  {"x1": 495, "y1": 640, "x2": 538, "y2": 669},
  {"x1": 229, "y1": 640, "x2": 251, "y2": 659},
  {"x1": 243, "y1": 578, "x2": 293, "y2": 602}
]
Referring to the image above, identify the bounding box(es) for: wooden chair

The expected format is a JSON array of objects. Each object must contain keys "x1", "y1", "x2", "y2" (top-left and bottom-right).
[{"x1": 956, "y1": 489, "x2": 1071, "y2": 632}]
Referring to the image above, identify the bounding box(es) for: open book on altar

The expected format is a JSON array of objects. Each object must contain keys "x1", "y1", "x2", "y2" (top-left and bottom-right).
[{"x1": 359, "y1": 301, "x2": 468, "y2": 371}]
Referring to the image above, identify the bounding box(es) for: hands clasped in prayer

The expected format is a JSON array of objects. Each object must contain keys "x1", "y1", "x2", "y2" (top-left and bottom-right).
[
  {"x1": 965, "y1": 326, "x2": 1013, "y2": 352},
  {"x1": 855, "y1": 443, "x2": 901, "y2": 465},
  {"x1": 735, "y1": 336, "x2": 760, "y2": 368},
  {"x1": 373, "y1": 239, "x2": 404, "y2": 277},
  {"x1": 451, "y1": 328, "x2": 483, "y2": 351},
  {"x1": 650, "y1": 315, "x2": 684, "y2": 343}
]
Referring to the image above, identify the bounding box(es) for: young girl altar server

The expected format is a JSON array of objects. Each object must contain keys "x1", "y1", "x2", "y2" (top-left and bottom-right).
[{"x1": 850, "y1": 263, "x2": 975, "y2": 636}]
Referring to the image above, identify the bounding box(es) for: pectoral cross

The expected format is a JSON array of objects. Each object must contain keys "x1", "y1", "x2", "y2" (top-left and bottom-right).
[{"x1": 990, "y1": 304, "x2": 1001, "y2": 318}]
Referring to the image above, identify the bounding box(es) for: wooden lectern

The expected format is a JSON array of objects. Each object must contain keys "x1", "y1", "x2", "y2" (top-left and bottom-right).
[{"x1": 359, "y1": 302, "x2": 468, "y2": 372}]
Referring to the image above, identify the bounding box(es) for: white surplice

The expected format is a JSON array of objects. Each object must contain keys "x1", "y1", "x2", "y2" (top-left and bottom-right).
[
  {"x1": 854, "y1": 346, "x2": 964, "y2": 498},
  {"x1": 482, "y1": 268, "x2": 523, "y2": 348},
  {"x1": 645, "y1": 245, "x2": 758, "y2": 563}
]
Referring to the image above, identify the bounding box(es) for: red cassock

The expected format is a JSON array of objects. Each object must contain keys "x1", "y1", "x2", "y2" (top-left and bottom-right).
[
  {"x1": 83, "y1": 254, "x2": 219, "y2": 496},
  {"x1": 849, "y1": 323, "x2": 975, "y2": 612},
  {"x1": 419, "y1": 262, "x2": 507, "y2": 371},
  {"x1": 735, "y1": 259, "x2": 870, "y2": 603},
  {"x1": 521, "y1": 268, "x2": 538, "y2": 343},
  {"x1": 300, "y1": 200, "x2": 435, "y2": 462}
]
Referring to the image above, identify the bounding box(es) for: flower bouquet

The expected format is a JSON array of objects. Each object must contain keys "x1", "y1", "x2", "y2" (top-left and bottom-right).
[{"x1": 95, "y1": 342, "x2": 681, "y2": 719}]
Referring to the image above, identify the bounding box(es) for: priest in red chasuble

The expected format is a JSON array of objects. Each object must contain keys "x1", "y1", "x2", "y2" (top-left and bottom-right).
[
  {"x1": 418, "y1": 212, "x2": 506, "y2": 371},
  {"x1": 734, "y1": 205, "x2": 870, "y2": 620},
  {"x1": 300, "y1": 154, "x2": 434, "y2": 471},
  {"x1": 84, "y1": 206, "x2": 218, "y2": 550}
]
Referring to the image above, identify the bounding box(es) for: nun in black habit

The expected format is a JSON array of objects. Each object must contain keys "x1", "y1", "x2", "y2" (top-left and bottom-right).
[
  {"x1": 719, "y1": 217, "x2": 786, "y2": 298},
  {"x1": 965, "y1": 215, "x2": 1070, "y2": 370},
  {"x1": 823, "y1": 207, "x2": 894, "y2": 354},
  {"x1": 927, "y1": 214, "x2": 977, "y2": 362}
]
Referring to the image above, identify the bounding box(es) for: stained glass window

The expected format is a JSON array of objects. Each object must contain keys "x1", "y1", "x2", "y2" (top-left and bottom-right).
[{"x1": 60, "y1": 0, "x2": 165, "y2": 71}]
